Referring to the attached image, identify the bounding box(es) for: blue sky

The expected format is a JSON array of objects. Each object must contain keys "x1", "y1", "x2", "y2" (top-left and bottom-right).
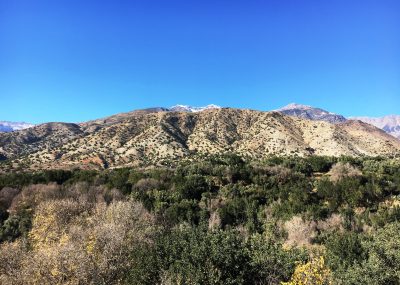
[{"x1": 0, "y1": 0, "x2": 399, "y2": 124}]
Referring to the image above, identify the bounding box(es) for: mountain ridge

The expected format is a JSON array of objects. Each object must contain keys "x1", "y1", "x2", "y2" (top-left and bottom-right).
[
  {"x1": 2, "y1": 103, "x2": 399, "y2": 140},
  {"x1": 1, "y1": 108, "x2": 399, "y2": 171}
]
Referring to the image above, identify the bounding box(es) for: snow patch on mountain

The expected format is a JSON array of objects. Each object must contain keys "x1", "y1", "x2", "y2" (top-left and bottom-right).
[
  {"x1": 0, "y1": 121, "x2": 35, "y2": 132},
  {"x1": 278, "y1": 103, "x2": 313, "y2": 111},
  {"x1": 276, "y1": 103, "x2": 347, "y2": 124},
  {"x1": 169, "y1": 104, "x2": 221, "y2": 112}
]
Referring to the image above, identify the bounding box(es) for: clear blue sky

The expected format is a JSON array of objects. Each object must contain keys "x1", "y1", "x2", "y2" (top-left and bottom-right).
[{"x1": 1, "y1": 0, "x2": 399, "y2": 124}]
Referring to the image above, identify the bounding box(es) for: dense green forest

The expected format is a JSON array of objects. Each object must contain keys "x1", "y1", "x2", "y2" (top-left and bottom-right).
[{"x1": 1, "y1": 155, "x2": 400, "y2": 284}]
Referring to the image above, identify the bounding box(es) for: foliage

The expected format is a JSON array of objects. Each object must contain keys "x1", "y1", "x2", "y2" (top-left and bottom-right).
[
  {"x1": 324, "y1": 232, "x2": 366, "y2": 271},
  {"x1": 283, "y1": 256, "x2": 332, "y2": 285},
  {"x1": 0, "y1": 155, "x2": 399, "y2": 284},
  {"x1": 0, "y1": 208, "x2": 31, "y2": 242},
  {"x1": 125, "y1": 228, "x2": 305, "y2": 285},
  {"x1": 336, "y1": 222, "x2": 400, "y2": 284}
]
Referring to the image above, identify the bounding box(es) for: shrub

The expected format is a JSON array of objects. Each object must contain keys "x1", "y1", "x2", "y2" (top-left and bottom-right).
[
  {"x1": 283, "y1": 256, "x2": 332, "y2": 285},
  {"x1": 328, "y1": 163, "x2": 362, "y2": 183},
  {"x1": 176, "y1": 175, "x2": 211, "y2": 200},
  {"x1": 325, "y1": 232, "x2": 366, "y2": 271},
  {"x1": 337, "y1": 222, "x2": 400, "y2": 284},
  {"x1": 283, "y1": 216, "x2": 317, "y2": 248},
  {"x1": 0, "y1": 208, "x2": 32, "y2": 242}
]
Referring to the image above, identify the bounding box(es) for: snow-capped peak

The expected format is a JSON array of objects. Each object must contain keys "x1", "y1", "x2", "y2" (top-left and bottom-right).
[
  {"x1": 0, "y1": 121, "x2": 35, "y2": 132},
  {"x1": 277, "y1": 103, "x2": 313, "y2": 111},
  {"x1": 169, "y1": 104, "x2": 221, "y2": 112},
  {"x1": 276, "y1": 103, "x2": 347, "y2": 124}
]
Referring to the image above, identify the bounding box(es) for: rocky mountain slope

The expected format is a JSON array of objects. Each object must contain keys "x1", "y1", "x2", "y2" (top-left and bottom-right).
[
  {"x1": 0, "y1": 122, "x2": 83, "y2": 160},
  {"x1": 1, "y1": 108, "x2": 399, "y2": 171},
  {"x1": 351, "y1": 115, "x2": 400, "y2": 139},
  {"x1": 276, "y1": 103, "x2": 347, "y2": 124},
  {"x1": 0, "y1": 121, "x2": 34, "y2": 132}
]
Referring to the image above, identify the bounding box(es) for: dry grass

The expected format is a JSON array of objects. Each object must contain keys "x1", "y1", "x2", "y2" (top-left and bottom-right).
[{"x1": 328, "y1": 162, "x2": 362, "y2": 183}]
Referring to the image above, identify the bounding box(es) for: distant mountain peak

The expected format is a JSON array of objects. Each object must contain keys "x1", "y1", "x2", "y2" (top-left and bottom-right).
[
  {"x1": 0, "y1": 121, "x2": 35, "y2": 132},
  {"x1": 351, "y1": 115, "x2": 400, "y2": 139},
  {"x1": 169, "y1": 104, "x2": 221, "y2": 112},
  {"x1": 278, "y1": 103, "x2": 313, "y2": 111},
  {"x1": 276, "y1": 103, "x2": 347, "y2": 124}
]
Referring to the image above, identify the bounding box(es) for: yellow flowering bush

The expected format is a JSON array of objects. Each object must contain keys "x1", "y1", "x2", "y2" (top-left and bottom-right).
[{"x1": 283, "y1": 256, "x2": 332, "y2": 285}]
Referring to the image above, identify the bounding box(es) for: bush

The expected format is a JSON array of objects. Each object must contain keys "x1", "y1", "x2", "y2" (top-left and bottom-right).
[
  {"x1": 176, "y1": 175, "x2": 211, "y2": 200},
  {"x1": 165, "y1": 199, "x2": 201, "y2": 225},
  {"x1": 283, "y1": 256, "x2": 332, "y2": 285},
  {"x1": 325, "y1": 232, "x2": 366, "y2": 271},
  {"x1": 0, "y1": 208, "x2": 32, "y2": 242},
  {"x1": 153, "y1": 227, "x2": 252, "y2": 285},
  {"x1": 338, "y1": 222, "x2": 400, "y2": 284}
]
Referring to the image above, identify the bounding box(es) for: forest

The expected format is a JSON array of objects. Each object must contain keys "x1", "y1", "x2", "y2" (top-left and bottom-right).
[{"x1": 1, "y1": 154, "x2": 400, "y2": 284}]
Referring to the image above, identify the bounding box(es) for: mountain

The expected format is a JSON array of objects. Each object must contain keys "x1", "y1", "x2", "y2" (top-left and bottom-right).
[
  {"x1": 276, "y1": 103, "x2": 347, "y2": 124},
  {"x1": 79, "y1": 105, "x2": 220, "y2": 131},
  {"x1": 351, "y1": 115, "x2": 400, "y2": 139},
  {"x1": 1, "y1": 108, "x2": 399, "y2": 171},
  {"x1": 169, "y1": 104, "x2": 221, "y2": 112},
  {"x1": 0, "y1": 122, "x2": 83, "y2": 160},
  {"x1": 276, "y1": 103, "x2": 399, "y2": 140},
  {"x1": 0, "y1": 121, "x2": 34, "y2": 132},
  {"x1": 80, "y1": 107, "x2": 170, "y2": 131}
]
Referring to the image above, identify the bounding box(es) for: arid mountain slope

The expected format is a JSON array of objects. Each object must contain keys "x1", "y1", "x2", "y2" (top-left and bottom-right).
[
  {"x1": 1, "y1": 108, "x2": 399, "y2": 170},
  {"x1": 80, "y1": 107, "x2": 169, "y2": 131},
  {"x1": 0, "y1": 122, "x2": 83, "y2": 160}
]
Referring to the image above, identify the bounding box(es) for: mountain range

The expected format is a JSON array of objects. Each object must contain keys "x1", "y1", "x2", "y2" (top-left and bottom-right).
[
  {"x1": 3, "y1": 103, "x2": 399, "y2": 140},
  {"x1": 0, "y1": 105, "x2": 220, "y2": 134},
  {"x1": 1, "y1": 105, "x2": 399, "y2": 171},
  {"x1": 2, "y1": 103, "x2": 399, "y2": 139}
]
